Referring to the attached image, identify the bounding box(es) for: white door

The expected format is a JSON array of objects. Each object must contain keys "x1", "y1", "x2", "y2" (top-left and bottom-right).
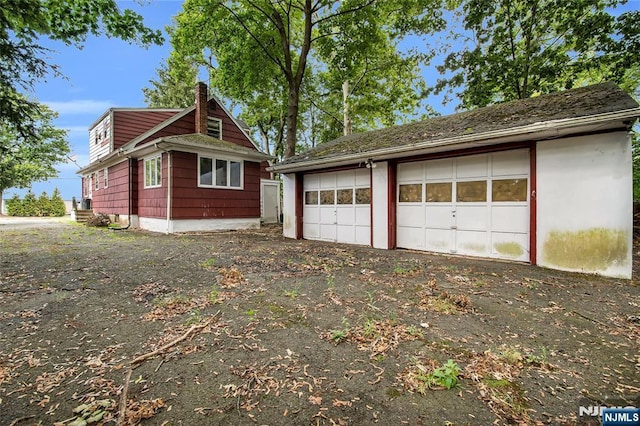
[
  {"x1": 261, "y1": 179, "x2": 280, "y2": 223},
  {"x1": 397, "y1": 150, "x2": 530, "y2": 261},
  {"x1": 303, "y1": 169, "x2": 371, "y2": 245}
]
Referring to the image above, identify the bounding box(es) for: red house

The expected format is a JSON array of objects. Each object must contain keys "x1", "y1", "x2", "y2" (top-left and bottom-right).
[{"x1": 77, "y1": 82, "x2": 278, "y2": 233}]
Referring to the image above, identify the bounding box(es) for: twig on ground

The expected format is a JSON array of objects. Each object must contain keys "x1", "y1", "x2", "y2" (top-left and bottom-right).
[
  {"x1": 116, "y1": 311, "x2": 220, "y2": 426},
  {"x1": 9, "y1": 415, "x2": 35, "y2": 426}
]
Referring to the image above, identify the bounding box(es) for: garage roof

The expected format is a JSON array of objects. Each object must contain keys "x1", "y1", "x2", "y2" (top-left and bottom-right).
[{"x1": 271, "y1": 82, "x2": 640, "y2": 173}]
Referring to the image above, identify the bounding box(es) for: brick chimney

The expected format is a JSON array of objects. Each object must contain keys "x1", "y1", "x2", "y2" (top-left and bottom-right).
[{"x1": 195, "y1": 82, "x2": 208, "y2": 135}]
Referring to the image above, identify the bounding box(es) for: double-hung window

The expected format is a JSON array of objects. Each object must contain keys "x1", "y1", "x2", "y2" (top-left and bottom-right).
[
  {"x1": 199, "y1": 155, "x2": 242, "y2": 189},
  {"x1": 103, "y1": 168, "x2": 108, "y2": 189},
  {"x1": 144, "y1": 156, "x2": 162, "y2": 188}
]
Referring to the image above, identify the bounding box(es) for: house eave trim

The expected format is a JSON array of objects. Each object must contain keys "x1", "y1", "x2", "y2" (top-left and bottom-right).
[{"x1": 269, "y1": 108, "x2": 640, "y2": 173}]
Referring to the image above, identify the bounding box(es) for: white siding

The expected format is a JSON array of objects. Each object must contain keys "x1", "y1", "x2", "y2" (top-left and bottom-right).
[
  {"x1": 537, "y1": 132, "x2": 632, "y2": 278},
  {"x1": 89, "y1": 115, "x2": 111, "y2": 163}
]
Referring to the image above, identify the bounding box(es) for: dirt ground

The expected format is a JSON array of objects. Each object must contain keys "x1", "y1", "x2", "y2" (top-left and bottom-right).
[{"x1": 0, "y1": 218, "x2": 638, "y2": 425}]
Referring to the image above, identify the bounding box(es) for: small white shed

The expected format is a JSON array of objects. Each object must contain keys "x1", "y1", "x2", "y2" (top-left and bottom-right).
[{"x1": 270, "y1": 83, "x2": 640, "y2": 278}]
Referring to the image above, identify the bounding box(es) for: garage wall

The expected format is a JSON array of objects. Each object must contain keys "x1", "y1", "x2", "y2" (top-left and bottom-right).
[
  {"x1": 537, "y1": 131, "x2": 632, "y2": 278},
  {"x1": 372, "y1": 161, "x2": 389, "y2": 249},
  {"x1": 282, "y1": 173, "x2": 297, "y2": 239}
]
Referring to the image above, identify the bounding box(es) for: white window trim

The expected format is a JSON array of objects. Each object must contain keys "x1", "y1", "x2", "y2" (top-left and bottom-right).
[
  {"x1": 197, "y1": 154, "x2": 244, "y2": 190},
  {"x1": 144, "y1": 155, "x2": 162, "y2": 189},
  {"x1": 94, "y1": 172, "x2": 99, "y2": 190},
  {"x1": 103, "y1": 167, "x2": 108, "y2": 189},
  {"x1": 207, "y1": 116, "x2": 222, "y2": 140}
]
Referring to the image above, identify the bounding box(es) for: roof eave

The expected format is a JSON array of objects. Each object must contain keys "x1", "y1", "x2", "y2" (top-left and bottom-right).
[
  {"x1": 268, "y1": 108, "x2": 640, "y2": 173},
  {"x1": 127, "y1": 137, "x2": 274, "y2": 162}
]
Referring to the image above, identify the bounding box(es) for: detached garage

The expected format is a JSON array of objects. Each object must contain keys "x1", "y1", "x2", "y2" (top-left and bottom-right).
[{"x1": 271, "y1": 83, "x2": 640, "y2": 278}]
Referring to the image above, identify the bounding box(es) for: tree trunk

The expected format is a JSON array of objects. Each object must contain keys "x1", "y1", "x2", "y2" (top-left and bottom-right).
[
  {"x1": 284, "y1": 82, "x2": 299, "y2": 159},
  {"x1": 0, "y1": 188, "x2": 3, "y2": 215},
  {"x1": 343, "y1": 80, "x2": 352, "y2": 136}
]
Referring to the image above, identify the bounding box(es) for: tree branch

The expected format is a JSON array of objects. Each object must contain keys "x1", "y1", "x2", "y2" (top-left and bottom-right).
[
  {"x1": 312, "y1": 0, "x2": 376, "y2": 27},
  {"x1": 218, "y1": 2, "x2": 288, "y2": 75}
]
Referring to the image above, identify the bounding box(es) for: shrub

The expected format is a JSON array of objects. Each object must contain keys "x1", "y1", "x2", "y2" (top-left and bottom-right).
[
  {"x1": 5, "y1": 189, "x2": 67, "y2": 217},
  {"x1": 87, "y1": 213, "x2": 111, "y2": 227}
]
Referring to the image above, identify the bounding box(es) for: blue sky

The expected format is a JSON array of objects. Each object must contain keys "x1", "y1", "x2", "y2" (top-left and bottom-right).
[
  {"x1": 5, "y1": 0, "x2": 637, "y2": 201},
  {"x1": 6, "y1": 1, "x2": 184, "y2": 201}
]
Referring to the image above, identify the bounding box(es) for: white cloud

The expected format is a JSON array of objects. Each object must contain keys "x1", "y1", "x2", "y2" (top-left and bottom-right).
[{"x1": 44, "y1": 99, "x2": 111, "y2": 115}]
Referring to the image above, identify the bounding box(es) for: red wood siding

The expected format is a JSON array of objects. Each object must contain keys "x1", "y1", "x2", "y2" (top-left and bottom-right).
[
  {"x1": 112, "y1": 111, "x2": 179, "y2": 149},
  {"x1": 137, "y1": 154, "x2": 167, "y2": 219},
  {"x1": 136, "y1": 111, "x2": 195, "y2": 146},
  {"x1": 170, "y1": 151, "x2": 261, "y2": 219},
  {"x1": 90, "y1": 160, "x2": 134, "y2": 215},
  {"x1": 135, "y1": 100, "x2": 257, "y2": 150}
]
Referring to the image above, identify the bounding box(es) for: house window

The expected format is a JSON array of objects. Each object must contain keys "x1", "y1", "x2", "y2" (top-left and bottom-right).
[
  {"x1": 94, "y1": 173, "x2": 99, "y2": 190},
  {"x1": 103, "y1": 168, "x2": 108, "y2": 189},
  {"x1": 199, "y1": 155, "x2": 242, "y2": 189},
  {"x1": 207, "y1": 117, "x2": 222, "y2": 139},
  {"x1": 144, "y1": 156, "x2": 162, "y2": 188}
]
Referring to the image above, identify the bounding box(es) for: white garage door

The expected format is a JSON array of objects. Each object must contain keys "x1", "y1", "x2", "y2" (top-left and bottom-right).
[
  {"x1": 303, "y1": 169, "x2": 371, "y2": 245},
  {"x1": 397, "y1": 150, "x2": 530, "y2": 261}
]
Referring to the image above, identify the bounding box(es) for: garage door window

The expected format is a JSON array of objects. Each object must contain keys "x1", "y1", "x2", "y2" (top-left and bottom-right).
[
  {"x1": 355, "y1": 188, "x2": 371, "y2": 204},
  {"x1": 426, "y1": 182, "x2": 452, "y2": 202},
  {"x1": 320, "y1": 190, "x2": 335, "y2": 205},
  {"x1": 492, "y1": 179, "x2": 527, "y2": 202},
  {"x1": 305, "y1": 191, "x2": 318, "y2": 205},
  {"x1": 399, "y1": 184, "x2": 422, "y2": 202},
  {"x1": 337, "y1": 189, "x2": 353, "y2": 204},
  {"x1": 457, "y1": 181, "x2": 487, "y2": 202}
]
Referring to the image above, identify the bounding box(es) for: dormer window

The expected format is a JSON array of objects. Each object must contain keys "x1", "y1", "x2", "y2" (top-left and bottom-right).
[{"x1": 207, "y1": 117, "x2": 222, "y2": 139}]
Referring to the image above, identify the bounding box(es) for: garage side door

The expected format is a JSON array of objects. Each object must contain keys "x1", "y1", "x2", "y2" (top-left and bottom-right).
[
  {"x1": 303, "y1": 169, "x2": 371, "y2": 245},
  {"x1": 397, "y1": 150, "x2": 529, "y2": 261}
]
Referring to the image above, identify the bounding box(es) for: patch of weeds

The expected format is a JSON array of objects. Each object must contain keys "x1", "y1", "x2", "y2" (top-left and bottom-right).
[
  {"x1": 480, "y1": 377, "x2": 529, "y2": 421},
  {"x1": 524, "y1": 346, "x2": 549, "y2": 367},
  {"x1": 362, "y1": 318, "x2": 377, "y2": 338},
  {"x1": 185, "y1": 309, "x2": 202, "y2": 326},
  {"x1": 245, "y1": 309, "x2": 257, "y2": 317},
  {"x1": 283, "y1": 285, "x2": 301, "y2": 299},
  {"x1": 420, "y1": 290, "x2": 472, "y2": 314},
  {"x1": 392, "y1": 264, "x2": 419, "y2": 276},
  {"x1": 153, "y1": 294, "x2": 191, "y2": 308},
  {"x1": 331, "y1": 329, "x2": 348, "y2": 343},
  {"x1": 386, "y1": 387, "x2": 402, "y2": 398},
  {"x1": 406, "y1": 325, "x2": 424, "y2": 338},
  {"x1": 201, "y1": 258, "x2": 216, "y2": 269},
  {"x1": 329, "y1": 317, "x2": 350, "y2": 344},
  {"x1": 326, "y1": 274, "x2": 335, "y2": 290},
  {"x1": 208, "y1": 286, "x2": 221, "y2": 304},
  {"x1": 498, "y1": 347, "x2": 523, "y2": 365},
  {"x1": 401, "y1": 359, "x2": 461, "y2": 394}
]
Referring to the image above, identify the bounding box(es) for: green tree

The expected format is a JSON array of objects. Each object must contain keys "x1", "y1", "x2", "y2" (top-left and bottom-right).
[
  {"x1": 1, "y1": 0, "x2": 163, "y2": 140},
  {"x1": 21, "y1": 191, "x2": 37, "y2": 217},
  {"x1": 143, "y1": 48, "x2": 199, "y2": 108},
  {"x1": 434, "y1": 0, "x2": 639, "y2": 109},
  {"x1": 171, "y1": 0, "x2": 444, "y2": 158},
  {"x1": 49, "y1": 188, "x2": 66, "y2": 217},
  {"x1": 37, "y1": 191, "x2": 50, "y2": 216},
  {"x1": 0, "y1": 102, "x2": 70, "y2": 209}
]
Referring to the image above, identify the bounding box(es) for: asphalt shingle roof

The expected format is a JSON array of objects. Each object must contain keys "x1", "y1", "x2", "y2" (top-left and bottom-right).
[{"x1": 277, "y1": 82, "x2": 639, "y2": 167}]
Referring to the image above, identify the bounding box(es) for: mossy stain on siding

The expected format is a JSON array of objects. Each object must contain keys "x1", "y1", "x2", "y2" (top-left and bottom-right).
[
  {"x1": 494, "y1": 242, "x2": 524, "y2": 258},
  {"x1": 542, "y1": 228, "x2": 628, "y2": 271}
]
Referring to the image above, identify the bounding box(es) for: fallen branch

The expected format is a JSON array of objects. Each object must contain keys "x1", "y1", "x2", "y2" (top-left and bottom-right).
[
  {"x1": 571, "y1": 310, "x2": 608, "y2": 327},
  {"x1": 131, "y1": 311, "x2": 220, "y2": 365},
  {"x1": 9, "y1": 415, "x2": 35, "y2": 426},
  {"x1": 116, "y1": 311, "x2": 220, "y2": 426}
]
